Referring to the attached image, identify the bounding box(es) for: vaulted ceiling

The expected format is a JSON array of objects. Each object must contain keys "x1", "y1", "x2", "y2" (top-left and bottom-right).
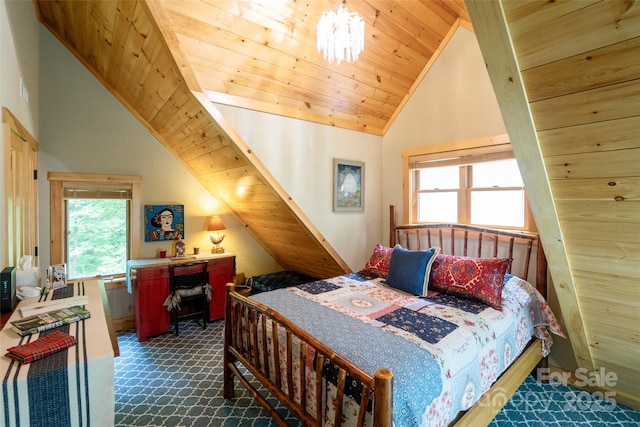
[
  {"x1": 34, "y1": 0, "x2": 640, "y2": 412},
  {"x1": 148, "y1": 0, "x2": 471, "y2": 135},
  {"x1": 33, "y1": 0, "x2": 470, "y2": 279}
]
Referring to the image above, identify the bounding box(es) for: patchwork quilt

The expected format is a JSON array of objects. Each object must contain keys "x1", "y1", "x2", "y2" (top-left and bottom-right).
[{"x1": 250, "y1": 273, "x2": 563, "y2": 427}]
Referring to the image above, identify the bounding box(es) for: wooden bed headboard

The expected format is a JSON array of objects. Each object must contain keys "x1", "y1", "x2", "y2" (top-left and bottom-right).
[{"x1": 388, "y1": 205, "x2": 547, "y2": 298}]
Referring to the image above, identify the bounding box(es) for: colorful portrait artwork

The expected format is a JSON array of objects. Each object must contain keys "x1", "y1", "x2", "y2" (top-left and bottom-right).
[{"x1": 144, "y1": 204, "x2": 185, "y2": 242}]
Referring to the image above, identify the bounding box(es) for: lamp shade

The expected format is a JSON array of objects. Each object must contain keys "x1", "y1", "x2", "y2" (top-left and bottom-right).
[{"x1": 207, "y1": 215, "x2": 225, "y2": 231}]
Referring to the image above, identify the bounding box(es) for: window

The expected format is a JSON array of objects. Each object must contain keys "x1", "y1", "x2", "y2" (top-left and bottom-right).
[
  {"x1": 48, "y1": 173, "x2": 142, "y2": 280},
  {"x1": 65, "y1": 193, "x2": 129, "y2": 279},
  {"x1": 403, "y1": 135, "x2": 534, "y2": 231}
]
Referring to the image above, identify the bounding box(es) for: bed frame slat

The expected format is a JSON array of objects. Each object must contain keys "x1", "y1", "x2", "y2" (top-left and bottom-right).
[
  {"x1": 251, "y1": 310, "x2": 260, "y2": 368},
  {"x1": 273, "y1": 318, "x2": 282, "y2": 390},
  {"x1": 261, "y1": 315, "x2": 269, "y2": 379},
  {"x1": 333, "y1": 369, "x2": 347, "y2": 426},
  {"x1": 299, "y1": 341, "x2": 307, "y2": 416},
  {"x1": 286, "y1": 331, "x2": 294, "y2": 398},
  {"x1": 462, "y1": 230, "x2": 468, "y2": 256},
  {"x1": 315, "y1": 354, "x2": 324, "y2": 427},
  {"x1": 507, "y1": 237, "x2": 515, "y2": 274}
]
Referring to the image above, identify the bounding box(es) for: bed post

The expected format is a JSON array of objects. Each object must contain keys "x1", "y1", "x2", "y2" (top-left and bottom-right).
[
  {"x1": 373, "y1": 368, "x2": 394, "y2": 427},
  {"x1": 223, "y1": 283, "x2": 236, "y2": 399},
  {"x1": 389, "y1": 205, "x2": 396, "y2": 247}
]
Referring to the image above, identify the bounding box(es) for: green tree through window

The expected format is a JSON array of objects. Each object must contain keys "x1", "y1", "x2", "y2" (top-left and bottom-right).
[{"x1": 66, "y1": 198, "x2": 128, "y2": 279}]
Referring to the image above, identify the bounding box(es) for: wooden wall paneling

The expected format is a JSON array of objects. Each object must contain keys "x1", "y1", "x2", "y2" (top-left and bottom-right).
[
  {"x1": 509, "y1": 1, "x2": 640, "y2": 70},
  {"x1": 498, "y1": 0, "x2": 640, "y2": 410},
  {"x1": 465, "y1": 0, "x2": 593, "y2": 371},
  {"x1": 561, "y1": 220, "x2": 640, "y2": 245},
  {"x1": 555, "y1": 199, "x2": 640, "y2": 224},
  {"x1": 568, "y1": 241, "x2": 640, "y2": 278},
  {"x1": 572, "y1": 236, "x2": 640, "y2": 265},
  {"x1": 545, "y1": 148, "x2": 640, "y2": 180},
  {"x1": 531, "y1": 80, "x2": 640, "y2": 131},
  {"x1": 522, "y1": 37, "x2": 640, "y2": 102},
  {"x1": 589, "y1": 335, "x2": 640, "y2": 385},
  {"x1": 503, "y1": 0, "x2": 600, "y2": 36},
  {"x1": 538, "y1": 116, "x2": 640, "y2": 157},
  {"x1": 574, "y1": 271, "x2": 640, "y2": 305}
]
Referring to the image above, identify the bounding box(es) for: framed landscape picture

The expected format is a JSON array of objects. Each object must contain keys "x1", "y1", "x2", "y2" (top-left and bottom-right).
[
  {"x1": 144, "y1": 204, "x2": 184, "y2": 241},
  {"x1": 333, "y1": 159, "x2": 364, "y2": 212}
]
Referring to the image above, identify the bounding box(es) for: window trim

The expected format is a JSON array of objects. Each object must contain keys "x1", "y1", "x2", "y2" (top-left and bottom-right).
[
  {"x1": 402, "y1": 134, "x2": 536, "y2": 231},
  {"x1": 48, "y1": 172, "x2": 142, "y2": 274}
]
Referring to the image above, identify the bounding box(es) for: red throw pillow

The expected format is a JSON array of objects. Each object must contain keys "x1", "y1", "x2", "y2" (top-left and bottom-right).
[
  {"x1": 358, "y1": 244, "x2": 393, "y2": 279},
  {"x1": 429, "y1": 254, "x2": 510, "y2": 309}
]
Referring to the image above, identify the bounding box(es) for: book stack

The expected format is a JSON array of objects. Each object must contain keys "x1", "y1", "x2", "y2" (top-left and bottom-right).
[
  {"x1": 10, "y1": 305, "x2": 91, "y2": 337},
  {"x1": 5, "y1": 330, "x2": 77, "y2": 364}
]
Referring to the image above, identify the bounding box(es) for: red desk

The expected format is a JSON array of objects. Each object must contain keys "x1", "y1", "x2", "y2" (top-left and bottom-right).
[{"x1": 126, "y1": 253, "x2": 235, "y2": 341}]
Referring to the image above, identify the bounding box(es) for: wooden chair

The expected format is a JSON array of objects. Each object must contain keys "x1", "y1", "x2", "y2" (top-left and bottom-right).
[{"x1": 167, "y1": 262, "x2": 210, "y2": 336}]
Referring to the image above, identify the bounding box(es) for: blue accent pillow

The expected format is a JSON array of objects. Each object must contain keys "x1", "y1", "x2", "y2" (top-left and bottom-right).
[{"x1": 386, "y1": 246, "x2": 440, "y2": 296}]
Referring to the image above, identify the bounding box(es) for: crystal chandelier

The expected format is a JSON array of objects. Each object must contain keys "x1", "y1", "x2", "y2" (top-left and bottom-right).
[{"x1": 317, "y1": 4, "x2": 364, "y2": 64}]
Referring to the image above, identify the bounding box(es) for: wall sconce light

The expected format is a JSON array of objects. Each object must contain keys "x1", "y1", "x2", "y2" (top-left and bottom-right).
[{"x1": 207, "y1": 215, "x2": 226, "y2": 253}]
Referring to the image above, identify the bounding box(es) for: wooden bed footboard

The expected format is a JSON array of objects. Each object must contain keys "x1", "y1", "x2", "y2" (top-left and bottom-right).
[{"x1": 223, "y1": 283, "x2": 394, "y2": 427}]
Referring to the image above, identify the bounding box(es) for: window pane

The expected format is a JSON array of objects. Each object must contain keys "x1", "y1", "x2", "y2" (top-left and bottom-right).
[
  {"x1": 66, "y1": 199, "x2": 128, "y2": 279},
  {"x1": 470, "y1": 190, "x2": 524, "y2": 227},
  {"x1": 417, "y1": 192, "x2": 458, "y2": 222},
  {"x1": 417, "y1": 166, "x2": 459, "y2": 190},
  {"x1": 473, "y1": 159, "x2": 523, "y2": 188}
]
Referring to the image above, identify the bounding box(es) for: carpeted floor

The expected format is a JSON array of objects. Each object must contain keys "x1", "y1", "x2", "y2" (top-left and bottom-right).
[{"x1": 114, "y1": 320, "x2": 640, "y2": 426}]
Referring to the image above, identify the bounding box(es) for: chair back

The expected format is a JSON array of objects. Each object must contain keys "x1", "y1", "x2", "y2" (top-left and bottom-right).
[{"x1": 170, "y1": 262, "x2": 208, "y2": 291}]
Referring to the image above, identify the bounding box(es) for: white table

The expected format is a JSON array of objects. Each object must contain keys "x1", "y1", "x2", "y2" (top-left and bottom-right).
[{"x1": 0, "y1": 280, "x2": 116, "y2": 427}]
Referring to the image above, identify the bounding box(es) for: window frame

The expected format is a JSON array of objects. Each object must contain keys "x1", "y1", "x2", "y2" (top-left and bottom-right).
[
  {"x1": 402, "y1": 134, "x2": 536, "y2": 231},
  {"x1": 48, "y1": 172, "x2": 142, "y2": 279}
]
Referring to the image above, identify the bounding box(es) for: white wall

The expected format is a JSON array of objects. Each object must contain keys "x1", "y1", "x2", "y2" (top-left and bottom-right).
[
  {"x1": 38, "y1": 29, "x2": 280, "y2": 281},
  {"x1": 382, "y1": 27, "x2": 507, "y2": 234},
  {"x1": 0, "y1": 0, "x2": 38, "y2": 132},
  {"x1": 0, "y1": 0, "x2": 39, "y2": 269},
  {"x1": 213, "y1": 105, "x2": 383, "y2": 270}
]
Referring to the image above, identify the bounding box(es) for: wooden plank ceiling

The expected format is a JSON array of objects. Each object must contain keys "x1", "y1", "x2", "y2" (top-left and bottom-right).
[
  {"x1": 467, "y1": 0, "x2": 640, "y2": 411},
  {"x1": 33, "y1": 0, "x2": 470, "y2": 279}
]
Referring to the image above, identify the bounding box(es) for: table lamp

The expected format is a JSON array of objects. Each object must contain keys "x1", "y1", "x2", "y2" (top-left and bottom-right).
[{"x1": 207, "y1": 215, "x2": 226, "y2": 253}]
